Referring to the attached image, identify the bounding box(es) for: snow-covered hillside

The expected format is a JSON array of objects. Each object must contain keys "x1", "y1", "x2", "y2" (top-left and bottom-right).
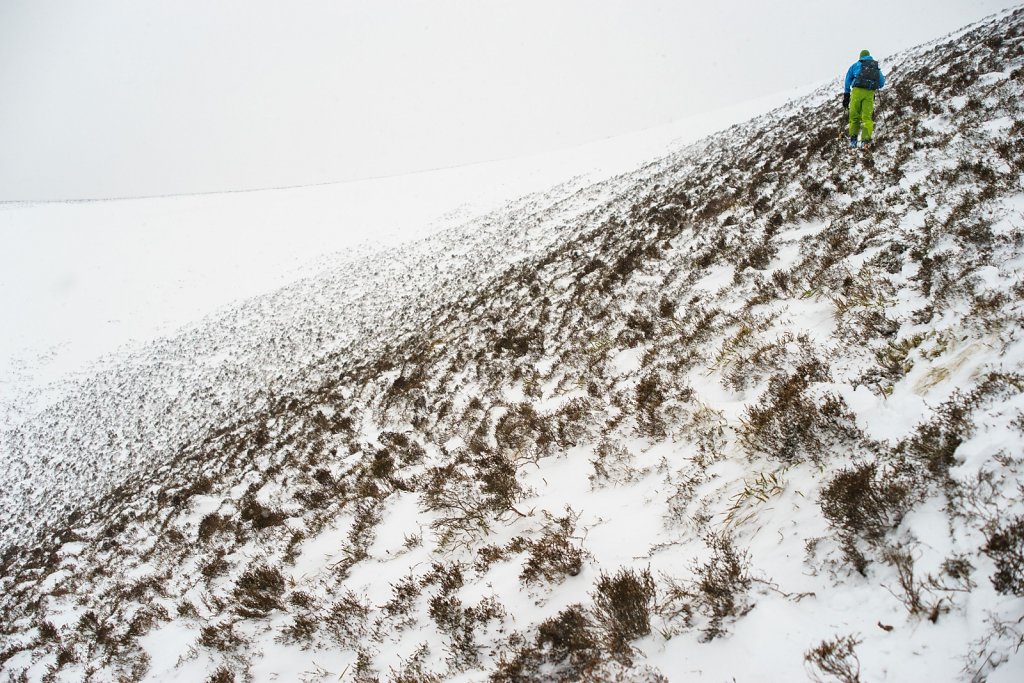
[
  {"x1": 0, "y1": 86, "x2": 795, "y2": 432},
  {"x1": 3, "y1": 7, "x2": 1024, "y2": 682}
]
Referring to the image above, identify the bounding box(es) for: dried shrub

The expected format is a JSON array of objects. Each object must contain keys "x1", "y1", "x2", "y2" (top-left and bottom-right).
[
  {"x1": 370, "y1": 449, "x2": 395, "y2": 479},
  {"x1": 233, "y1": 563, "x2": 285, "y2": 618},
  {"x1": 474, "y1": 537, "x2": 529, "y2": 573},
  {"x1": 872, "y1": 333, "x2": 925, "y2": 386},
  {"x1": 494, "y1": 324, "x2": 542, "y2": 357},
  {"x1": 580, "y1": 662, "x2": 670, "y2": 682},
  {"x1": 340, "y1": 499, "x2": 383, "y2": 571},
  {"x1": 279, "y1": 612, "x2": 319, "y2": 646},
  {"x1": 351, "y1": 646, "x2": 379, "y2": 681},
  {"x1": 898, "y1": 403, "x2": 969, "y2": 483},
  {"x1": 126, "y1": 603, "x2": 170, "y2": 639},
  {"x1": 55, "y1": 644, "x2": 77, "y2": 667},
  {"x1": 421, "y1": 561, "x2": 465, "y2": 594},
  {"x1": 893, "y1": 375, "x2": 1020, "y2": 483},
  {"x1": 590, "y1": 440, "x2": 647, "y2": 487},
  {"x1": 428, "y1": 592, "x2": 505, "y2": 670},
  {"x1": 820, "y1": 462, "x2": 916, "y2": 573},
  {"x1": 618, "y1": 311, "x2": 656, "y2": 348},
  {"x1": 881, "y1": 546, "x2": 951, "y2": 622},
  {"x1": 387, "y1": 642, "x2": 442, "y2": 683},
  {"x1": 286, "y1": 591, "x2": 314, "y2": 609},
  {"x1": 198, "y1": 513, "x2": 233, "y2": 542},
  {"x1": 963, "y1": 611, "x2": 1024, "y2": 683},
  {"x1": 591, "y1": 567, "x2": 656, "y2": 662},
  {"x1": 536, "y1": 605, "x2": 601, "y2": 670},
  {"x1": 199, "y1": 621, "x2": 243, "y2": 651},
  {"x1": 721, "y1": 336, "x2": 792, "y2": 393},
  {"x1": 520, "y1": 509, "x2": 585, "y2": 585},
  {"x1": 491, "y1": 605, "x2": 602, "y2": 683},
  {"x1": 476, "y1": 452, "x2": 525, "y2": 512},
  {"x1": 491, "y1": 640, "x2": 547, "y2": 682},
  {"x1": 683, "y1": 404, "x2": 727, "y2": 467},
  {"x1": 983, "y1": 515, "x2": 1024, "y2": 596},
  {"x1": 239, "y1": 496, "x2": 287, "y2": 530},
  {"x1": 689, "y1": 533, "x2": 753, "y2": 640},
  {"x1": 77, "y1": 611, "x2": 114, "y2": 648},
  {"x1": 658, "y1": 296, "x2": 677, "y2": 319},
  {"x1": 634, "y1": 374, "x2": 668, "y2": 438},
  {"x1": 382, "y1": 574, "x2": 424, "y2": 629},
  {"x1": 312, "y1": 467, "x2": 335, "y2": 486},
  {"x1": 420, "y1": 451, "x2": 524, "y2": 550},
  {"x1": 205, "y1": 666, "x2": 236, "y2": 683},
  {"x1": 737, "y1": 241, "x2": 776, "y2": 271},
  {"x1": 36, "y1": 620, "x2": 59, "y2": 643},
  {"x1": 553, "y1": 397, "x2": 595, "y2": 447},
  {"x1": 660, "y1": 533, "x2": 753, "y2": 640},
  {"x1": 739, "y1": 361, "x2": 856, "y2": 462},
  {"x1": 380, "y1": 431, "x2": 426, "y2": 465},
  {"x1": 804, "y1": 634, "x2": 862, "y2": 683},
  {"x1": 325, "y1": 590, "x2": 370, "y2": 647},
  {"x1": 202, "y1": 552, "x2": 230, "y2": 580},
  {"x1": 495, "y1": 403, "x2": 554, "y2": 457}
]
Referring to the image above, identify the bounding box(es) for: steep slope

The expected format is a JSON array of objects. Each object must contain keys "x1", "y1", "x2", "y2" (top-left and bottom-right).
[
  {"x1": 3, "y1": 7, "x2": 1024, "y2": 682},
  {"x1": 0, "y1": 169, "x2": 633, "y2": 547}
]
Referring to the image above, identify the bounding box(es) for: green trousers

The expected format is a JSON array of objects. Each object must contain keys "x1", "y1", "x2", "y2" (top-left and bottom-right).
[{"x1": 848, "y1": 87, "x2": 876, "y2": 141}]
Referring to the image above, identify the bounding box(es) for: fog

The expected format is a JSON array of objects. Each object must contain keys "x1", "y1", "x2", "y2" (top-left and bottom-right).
[{"x1": 1, "y1": 0, "x2": 1019, "y2": 200}]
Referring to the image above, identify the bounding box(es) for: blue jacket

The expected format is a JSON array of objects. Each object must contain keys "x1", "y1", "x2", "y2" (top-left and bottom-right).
[{"x1": 845, "y1": 55, "x2": 886, "y2": 93}]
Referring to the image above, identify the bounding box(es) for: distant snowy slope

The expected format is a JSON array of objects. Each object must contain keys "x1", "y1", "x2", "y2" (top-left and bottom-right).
[
  {"x1": 0, "y1": 87, "x2": 800, "y2": 429},
  {"x1": 2, "y1": 7, "x2": 1024, "y2": 683}
]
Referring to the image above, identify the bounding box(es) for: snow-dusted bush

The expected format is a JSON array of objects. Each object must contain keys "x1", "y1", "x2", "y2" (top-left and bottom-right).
[
  {"x1": 819, "y1": 461, "x2": 916, "y2": 573},
  {"x1": 421, "y1": 449, "x2": 524, "y2": 550},
  {"x1": 491, "y1": 604, "x2": 602, "y2": 682},
  {"x1": 984, "y1": 515, "x2": 1024, "y2": 596},
  {"x1": 591, "y1": 567, "x2": 657, "y2": 661},
  {"x1": 233, "y1": 563, "x2": 285, "y2": 618},
  {"x1": 519, "y1": 508, "x2": 585, "y2": 585},
  {"x1": 739, "y1": 359, "x2": 857, "y2": 462},
  {"x1": 804, "y1": 633, "x2": 862, "y2": 683}
]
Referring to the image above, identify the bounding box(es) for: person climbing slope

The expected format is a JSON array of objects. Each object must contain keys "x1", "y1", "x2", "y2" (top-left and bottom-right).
[{"x1": 843, "y1": 49, "x2": 886, "y2": 149}]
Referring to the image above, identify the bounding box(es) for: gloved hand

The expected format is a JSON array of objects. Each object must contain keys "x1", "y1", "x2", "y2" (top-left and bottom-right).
[{"x1": 843, "y1": 92, "x2": 850, "y2": 109}]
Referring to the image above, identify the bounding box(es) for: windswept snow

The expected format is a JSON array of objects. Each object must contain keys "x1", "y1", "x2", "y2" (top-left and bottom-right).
[
  {"x1": 2, "y1": 7, "x2": 1024, "y2": 683},
  {"x1": 0, "y1": 87, "x2": 808, "y2": 430}
]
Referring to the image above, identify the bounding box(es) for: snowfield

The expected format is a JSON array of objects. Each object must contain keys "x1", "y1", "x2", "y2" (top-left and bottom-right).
[{"x1": 2, "y1": 7, "x2": 1024, "y2": 683}]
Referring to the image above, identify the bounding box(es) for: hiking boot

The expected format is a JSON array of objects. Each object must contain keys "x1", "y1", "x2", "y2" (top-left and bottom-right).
[
  {"x1": 849, "y1": 135, "x2": 858, "y2": 148},
  {"x1": 861, "y1": 138, "x2": 873, "y2": 150}
]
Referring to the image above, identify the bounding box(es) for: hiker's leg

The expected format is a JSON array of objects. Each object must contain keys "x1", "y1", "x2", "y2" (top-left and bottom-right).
[
  {"x1": 848, "y1": 90, "x2": 863, "y2": 138},
  {"x1": 861, "y1": 91, "x2": 876, "y2": 141}
]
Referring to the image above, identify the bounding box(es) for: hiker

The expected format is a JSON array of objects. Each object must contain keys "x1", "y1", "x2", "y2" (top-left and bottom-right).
[{"x1": 843, "y1": 49, "x2": 886, "y2": 149}]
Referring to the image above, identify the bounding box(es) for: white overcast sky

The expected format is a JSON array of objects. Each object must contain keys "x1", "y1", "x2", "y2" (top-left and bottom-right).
[{"x1": 1, "y1": 0, "x2": 1020, "y2": 201}]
